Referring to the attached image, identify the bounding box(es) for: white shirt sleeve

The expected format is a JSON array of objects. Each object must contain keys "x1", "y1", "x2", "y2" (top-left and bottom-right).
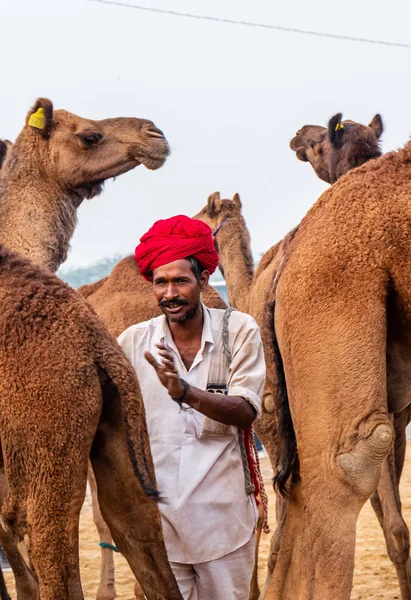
[{"x1": 227, "y1": 315, "x2": 266, "y2": 418}]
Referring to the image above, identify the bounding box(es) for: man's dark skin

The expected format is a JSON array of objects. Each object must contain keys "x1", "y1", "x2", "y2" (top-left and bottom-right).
[{"x1": 144, "y1": 258, "x2": 256, "y2": 430}]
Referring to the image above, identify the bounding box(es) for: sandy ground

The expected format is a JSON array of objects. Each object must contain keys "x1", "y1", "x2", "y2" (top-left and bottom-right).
[{"x1": 4, "y1": 444, "x2": 411, "y2": 599}]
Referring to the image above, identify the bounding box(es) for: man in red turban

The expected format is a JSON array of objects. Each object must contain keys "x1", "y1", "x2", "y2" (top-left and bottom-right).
[
  {"x1": 119, "y1": 214, "x2": 266, "y2": 599},
  {"x1": 134, "y1": 214, "x2": 220, "y2": 281}
]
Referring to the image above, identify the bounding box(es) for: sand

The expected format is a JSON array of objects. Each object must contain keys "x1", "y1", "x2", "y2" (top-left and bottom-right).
[{"x1": 4, "y1": 444, "x2": 411, "y2": 599}]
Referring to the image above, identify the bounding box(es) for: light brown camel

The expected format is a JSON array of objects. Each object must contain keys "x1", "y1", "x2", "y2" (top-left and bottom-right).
[
  {"x1": 253, "y1": 115, "x2": 411, "y2": 600},
  {"x1": 261, "y1": 127, "x2": 411, "y2": 599},
  {"x1": 0, "y1": 98, "x2": 183, "y2": 600},
  {"x1": 0, "y1": 134, "x2": 226, "y2": 599}
]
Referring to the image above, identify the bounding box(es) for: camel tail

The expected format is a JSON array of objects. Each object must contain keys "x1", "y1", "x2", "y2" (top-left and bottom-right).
[
  {"x1": 267, "y1": 298, "x2": 299, "y2": 499},
  {"x1": 97, "y1": 351, "x2": 159, "y2": 501}
]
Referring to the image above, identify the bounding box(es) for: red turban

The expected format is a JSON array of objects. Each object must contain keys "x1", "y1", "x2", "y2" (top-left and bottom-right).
[{"x1": 134, "y1": 215, "x2": 220, "y2": 281}]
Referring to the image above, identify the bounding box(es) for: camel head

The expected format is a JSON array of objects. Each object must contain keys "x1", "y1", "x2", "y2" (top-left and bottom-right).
[
  {"x1": 0, "y1": 140, "x2": 12, "y2": 169},
  {"x1": 6, "y1": 98, "x2": 170, "y2": 200},
  {"x1": 327, "y1": 113, "x2": 383, "y2": 182},
  {"x1": 290, "y1": 113, "x2": 383, "y2": 184},
  {"x1": 193, "y1": 191, "x2": 252, "y2": 278}
]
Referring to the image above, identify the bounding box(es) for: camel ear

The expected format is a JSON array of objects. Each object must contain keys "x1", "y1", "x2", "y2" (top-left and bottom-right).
[
  {"x1": 368, "y1": 114, "x2": 383, "y2": 139},
  {"x1": 0, "y1": 140, "x2": 11, "y2": 168},
  {"x1": 26, "y1": 98, "x2": 54, "y2": 138},
  {"x1": 328, "y1": 112, "x2": 344, "y2": 149},
  {"x1": 232, "y1": 193, "x2": 242, "y2": 210},
  {"x1": 207, "y1": 192, "x2": 221, "y2": 216}
]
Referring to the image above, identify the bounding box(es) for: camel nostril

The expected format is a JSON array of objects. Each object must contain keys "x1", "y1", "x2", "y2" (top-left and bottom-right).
[{"x1": 146, "y1": 127, "x2": 165, "y2": 139}]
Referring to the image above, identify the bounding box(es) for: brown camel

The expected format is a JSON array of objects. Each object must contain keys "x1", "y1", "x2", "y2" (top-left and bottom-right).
[
  {"x1": 261, "y1": 126, "x2": 411, "y2": 599},
  {"x1": 290, "y1": 112, "x2": 383, "y2": 183},
  {"x1": 254, "y1": 115, "x2": 411, "y2": 600},
  {"x1": 0, "y1": 98, "x2": 182, "y2": 600}
]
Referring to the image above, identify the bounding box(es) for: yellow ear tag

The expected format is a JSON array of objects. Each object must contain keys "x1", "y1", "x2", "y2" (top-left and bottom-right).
[
  {"x1": 28, "y1": 108, "x2": 46, "y2": 130},
  {"x1": 335, "y1": 122, "x2": 345, "y2": 131}
]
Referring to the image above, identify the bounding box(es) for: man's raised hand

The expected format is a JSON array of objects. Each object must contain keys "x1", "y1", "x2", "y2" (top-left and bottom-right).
[{"x1": 144, "y1": 343, "x2": 185, "y2": 399}]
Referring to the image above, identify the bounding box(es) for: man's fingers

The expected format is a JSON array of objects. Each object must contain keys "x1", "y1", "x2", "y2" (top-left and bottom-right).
[
  {"x1": 145, "y1": 351, "x2": 160, "y2": 369},
  {"x1": 158, "y1": 348, "x2": 175, "y2": 362},
  {"x1": 162, "y1": 358, "x2": 176, "y2": 371}
]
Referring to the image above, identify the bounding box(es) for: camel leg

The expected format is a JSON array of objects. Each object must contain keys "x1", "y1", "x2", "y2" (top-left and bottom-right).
[
  {"x1": 88, "y1": 464, "x2": 117, "y2": 600},
  {"x1": 248, "y1": 502, "x2": 264, "y2": 600},
  {"x1": 269, "y1": 291, "x2": 392, "y2": 600},
  {"x1": 89, "y1": 385, "x2": 182, "y2": 600},
  {"x1": 0, "y1": 566, "x2": 11, "y2": 600},
  {"x1": 260, "y1": 495, "x2": 288, "y2": 600},
  {"x1": 1, "y1": 385, "x2": 102, "y2": 600},
  {"x1": 21, "y1": 453, "x2": 90, "y2": 600},
  {"x1": 89, "y1": 464, "x2": 145, "y2": 600},
  {"x1": 0, "y1": 471, "x2": 39, "y2": 600},
  {"x1": 369, "y1": 410, "x2": 411, "y2": 600},
  {"x1": 375, "y1": 446, "x2": 411, "y2": 598},
  {"x1": 0, "y1": 525, "x2": 38, "y2": 600}
]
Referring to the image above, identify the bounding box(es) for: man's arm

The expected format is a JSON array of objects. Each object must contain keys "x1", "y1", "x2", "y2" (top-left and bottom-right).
[
  {"x1": 180, "y1": 384, "x2": 256, "y2": 430},
  {"x1": 145, "y1": 343, "x2": 257, "y2": 430}
]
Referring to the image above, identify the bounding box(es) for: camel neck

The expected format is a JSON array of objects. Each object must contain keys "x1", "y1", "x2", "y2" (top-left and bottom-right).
[
  {"x1": 216, "y1": 221, "x2": 254, "y2": 313},
  {"x1": 0, "y1": 159, "x2": 80, "y2": 272}
]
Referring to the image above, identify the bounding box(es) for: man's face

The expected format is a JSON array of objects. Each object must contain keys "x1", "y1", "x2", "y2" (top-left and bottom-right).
[{"x1": 152, "y1": 259, "x2": 209, "y2": 323}]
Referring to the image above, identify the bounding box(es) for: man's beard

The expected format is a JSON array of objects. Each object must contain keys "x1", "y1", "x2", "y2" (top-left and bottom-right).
[{"x1": 159, "y1": 298, "x2": 201, "y2": 323}]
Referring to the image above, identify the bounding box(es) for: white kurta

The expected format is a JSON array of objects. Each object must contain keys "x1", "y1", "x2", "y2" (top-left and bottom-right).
[{"x1": 118, "y1": 305, "x2": 266, "y2": 564}]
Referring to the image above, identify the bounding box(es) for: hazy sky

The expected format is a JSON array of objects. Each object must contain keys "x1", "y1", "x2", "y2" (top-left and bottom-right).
[{"x1": 2, "y1": 0, "x2": 411, "y2": 267}]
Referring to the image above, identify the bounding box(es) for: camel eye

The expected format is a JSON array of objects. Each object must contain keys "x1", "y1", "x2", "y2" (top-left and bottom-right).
[{"x1": 80, "y1": 133, "x2": 102, "y2": 148}]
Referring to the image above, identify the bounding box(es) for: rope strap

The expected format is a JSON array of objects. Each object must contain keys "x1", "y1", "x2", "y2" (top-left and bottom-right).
[
  {"x1": 222, "y1": 307, "x2": 270, "y2": 534},
  {"x1": 249, "y1": 432, "x2": 271, "y2": 534},
  {"x1": 99, "y1": 542, "x2": 120, "y2": 552}
]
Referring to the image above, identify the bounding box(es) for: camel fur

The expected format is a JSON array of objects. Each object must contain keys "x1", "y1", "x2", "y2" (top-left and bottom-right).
[{"x1": 0, "y1": 99, "x2": 182, "y2": 599}]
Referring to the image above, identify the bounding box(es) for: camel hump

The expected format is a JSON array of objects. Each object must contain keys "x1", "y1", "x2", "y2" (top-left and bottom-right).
[{"x1": 77, "y1": 276, "x2": 108, "y2": 299}]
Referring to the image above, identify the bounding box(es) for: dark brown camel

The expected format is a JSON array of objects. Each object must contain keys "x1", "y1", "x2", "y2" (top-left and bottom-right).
[{"x1": 0, "y1": 99, "x2": 182, "y2": 600}]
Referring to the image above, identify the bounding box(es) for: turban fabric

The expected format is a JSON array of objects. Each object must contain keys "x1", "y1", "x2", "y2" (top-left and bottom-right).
[{"x1": 134, "y1": 215, "x2": 220, "y2": 280}]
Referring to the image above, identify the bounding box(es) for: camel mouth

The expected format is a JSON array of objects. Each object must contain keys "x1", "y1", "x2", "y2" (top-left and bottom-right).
[
  {"x1": 140, "y1": 155, "x2": 168, "y2": 170},
  {"x1": 289, "y1": 135, "x2": 300, "y2": 151},
  {"x1": 132, "y1": 138, "x2": 171, "y2": 171}
]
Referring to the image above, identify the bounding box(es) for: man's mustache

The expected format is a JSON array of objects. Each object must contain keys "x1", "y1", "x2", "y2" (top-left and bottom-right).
[{"x1": 158, "y1": 298, "x2": 189, "y2": 308}]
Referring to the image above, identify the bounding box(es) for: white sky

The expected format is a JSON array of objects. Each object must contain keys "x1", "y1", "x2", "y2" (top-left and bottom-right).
[{"x1": 1, "y1": 0, "x2": 411, "y2": 267}]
